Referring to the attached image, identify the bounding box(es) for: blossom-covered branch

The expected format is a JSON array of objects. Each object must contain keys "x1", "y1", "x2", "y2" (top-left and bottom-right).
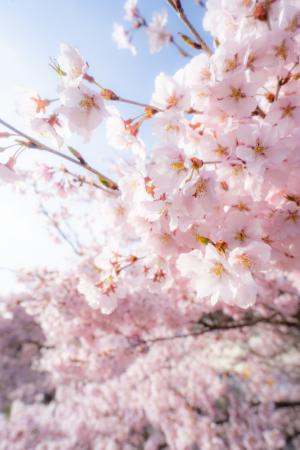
[
  {"x1": 112, "y1": 0, "x2": 190, "y2": 57},
  {"x1": 166, "y1": 0, "x2": 212, "y2": 55},
  {"x1": 0, "y1": 118, "x2": 119, "y2": 191}
]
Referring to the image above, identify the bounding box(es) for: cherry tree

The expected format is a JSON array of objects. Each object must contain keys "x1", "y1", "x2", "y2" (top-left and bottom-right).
[{"x1": 0, "y1": 0, "x2": 300, "y2": 449}]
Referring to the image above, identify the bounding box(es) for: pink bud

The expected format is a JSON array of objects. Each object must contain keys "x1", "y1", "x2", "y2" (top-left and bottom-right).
[{"x1": 5, "y1": 157, "x2": 15, "y2": 170}]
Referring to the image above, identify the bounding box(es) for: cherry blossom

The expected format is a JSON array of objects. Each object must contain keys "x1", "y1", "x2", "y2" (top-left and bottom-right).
[
  {"x1": 0, "y1": 158, "x2": 20, "y2": 184},
  {"x1": 147, "y1": 10, "x2": 171, "y2": 54},
  {"x1": 77, "y1": 275, "x2": 118, "y2": 314},
  {"x1": 57, "y1": 42, "x2": 88, "y2": 86},
  {"x1": 112, "y1": 23, "x2": 137, "y2": 55},
  {"x1": 124, "y1": 0, "x2": 139, "y2": 22},
  {"x1": 151, "y1": 71, "x2": 190, "y2": 111},
  {"x1": 59, "y1": 83, "x2": 107, "y2": 141},
  {"x1": 0, "y1": 0, "x2": 300, "y2": 447}
]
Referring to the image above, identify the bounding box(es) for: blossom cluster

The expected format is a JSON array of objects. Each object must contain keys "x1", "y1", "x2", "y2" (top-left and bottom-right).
[
  {"x1": 112, "y1": 0, "x2": 173, "y2": 55},
  {"x1": 0, "y1": 268, "x2": 299, "y2": 449},
  {"x1": 78, "y1": 0, "x2": 300, "y2": 315},
  {"x1": 1, "y1": 0, "x2": 300, "y2": 448},
  {"x1": 1, "y1": 0, "x2": 300, "y2": 315}
]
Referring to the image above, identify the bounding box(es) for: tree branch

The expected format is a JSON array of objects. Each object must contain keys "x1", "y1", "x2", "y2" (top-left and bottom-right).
[
  {"x1": 0, "y1": 118, "x2": 119, "y2": 192},
  {"x1": 131, "y1": 314, "x2": 299, "y2": 349},
  {"x1": 166, "y1": 0, "x2": 212, "y2": 56}
]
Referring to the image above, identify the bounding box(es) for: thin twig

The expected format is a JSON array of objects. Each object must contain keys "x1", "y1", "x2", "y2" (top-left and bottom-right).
[
  {"x1": 131, "y1": 314, "x2": 299, "y2": 348},
  {"x1": 61, "y1": 167, "x2": 105, "y2": 191},
  {"x1": 166, "y1": 0, "x2": 212, "y2": 56},
  {"x1": 170, "y1": 36, "x2": 191, "y2": 57},
  {"x1": 39, "y1": 203, "x2": 83, "y2": 256},
  {"x1": 117, "y1": 96, "x2": 162, "y2": 112},
  {"x1": 0, "y1": 118, "x2": 119, "y2": 192}
]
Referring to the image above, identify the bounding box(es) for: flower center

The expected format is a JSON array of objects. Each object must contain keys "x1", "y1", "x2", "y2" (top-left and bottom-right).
[
  {"x1": 235, "y1": 229, "x2": 247, "y2": 242},
  {"x1": 165, "y1": 123, "x2": 180, "y2": 133},
  {"x1": 167, "y1": 94, "x2": 179, "y2": 108},
  {"x1": 237, "y1": 253, "x2": 252, "y2": 269},
  {"x1": 31, "y1": 97, "x2": 49, "y2": 114},
  {"x1": 230, "y1": 87, "x2": 246, "y2": 101},
  {"x1": 286, "y1": 17, "x2": 299, "y2": 32},
  {"x1": 170, "y1": 160, "x2": 185, "y2": 171},
  {"x1": 215, "y1": 145, "x2": 228, "y2": 157},
  {"x1": 254, "y1": 143, "x2": 265, "y2": 155},
  {"x1": 225, "y1": 56, "x2": 238, "y2": 72},
  {"x1": 96, "y1": 275, "x2": 116, "y2": 295},
  {"x1": 274, "y1": 40, "x2": 288, "y2": 60},
  {"x1": 281, "y1": 104, "x2": 296, "y2": 118},
  {"x1": 200, "y1": 68, "x2": 211, "y2": 81},
  {"x1": 210, "y1": 262, "x2": 225, "y2": 278},
  {"x1": 286, "y1": 210, "x2": 300, "y2": 223},
  {"x1": 194, "y1": 178, "x2": 208, "y2": 197},
  {"x1": 47, "y1": 114, "x2": 60, "y2": 128},
  {"x1": 160, "y1": 233, "x2": 171, "y2": 243},
  {"x1": 79, "y1": 95, "x2": 98, "y2": 112}
]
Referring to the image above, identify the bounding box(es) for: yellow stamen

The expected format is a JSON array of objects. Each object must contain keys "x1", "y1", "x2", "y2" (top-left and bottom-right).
[
  {"x1": 237, "y1": 253, "x2": 252, "y2": 269},
  {"x1": 199, "y1": 68, "x2": 211, "y2": 81},
  {"x1": 167, "y1": 95, "x2": 179, "y2": 108},
  {"x1": 274, "y1": 40, "x2": 288, "y2": 60},
  {"x1": 225, "y1": 56, "x2": 238, "y2": 72},
  {"x1": 170, "y1": 161, "x2": 186, "y2": 171},
  {"x1": 235, "y1": 229, "x2": 247, "y2": 242},
  {"x1": 210, "y1": 262, "x2": 225, "y2": 278},
  {"x1": 286, "y1": 210, "x2": 300, "y2": 223},
  {"x1": 232, "y1": 164, "x2": 243, "y2": 176},
  {"x1": 79, "y1": 95, "x2": 98, "y2": 112},
  {"x1": 281, "y1": 104, "x2": 296, "y2": 119},
  {"x1": 165, "y1": 123, "x2": 180, "y2": 132},
  {"x1": 194, "y1": 178, "x2": 208, "y2": 196},
  {"x1": 286, "y1": 17, "x2": 299, "y2": 33},
  {"x1": 160, "y1": 233, "x2": 171, "y2": 243},
  {"x1": 214, "y1": 145, "x2": 228, "y2": 157},
  {"x1": 234, "y1": 202, "x2": 250, "y2": 212},
  {"x1": 230, "y1": 87, "x2": 246, "y2": 101},
  {"x1": 246, "y1": 53, "x2": 256, "y2": 70},
  {"x1": 254, "y1": 143, "x2": 265, "y2": 155}
]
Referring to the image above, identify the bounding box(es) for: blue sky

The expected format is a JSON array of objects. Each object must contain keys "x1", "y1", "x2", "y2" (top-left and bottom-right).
[
  {"x1": 0, "y1": 0, "x2": 210, "y2": 286},
  {"x1": 0, "y1": 0, "x2": 208, "y2": 122}
]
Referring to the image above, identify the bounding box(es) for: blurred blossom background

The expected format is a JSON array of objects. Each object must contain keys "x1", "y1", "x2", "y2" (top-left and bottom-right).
[{"x1": 0, "y1": 0, "x2": 209, "y2": 292}]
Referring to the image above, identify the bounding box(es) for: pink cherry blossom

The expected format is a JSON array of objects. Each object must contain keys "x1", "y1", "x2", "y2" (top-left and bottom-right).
[
  {"x1": 77, "y1": 275, "x2": 118, "y2": 314},
  {"x1": 236, "y1": 124, "x2": 287, "y2": 175},
  {"x1": 151, "y1": 71, "x2": 190, "y2": 111},
  {"x1": 124, "y1": 0, "x2": 139, "y2": 22},
  {"x1": 211, "y1": 72, "x2": 258, "y2": 118},
  {"x1": 178, "y1": 244, "x2": 239, "y2": 306},
  {"x1": 112, "y1": 23, "x2": 137, "y2": 55},
  {"x1": 57, "y1": 43, "x2": 88, "y2": 86},
  {"x1": 1, "y1": 1, "x2": 300, "y2": 447},
  {"x1": 147, "y1": 10, "x2": 171, "y2": 54},
  {"x1": 59, "y1": 83, "x2": 107, "y2": 141},
  {"x1": 106, "y1": 108, "x2": 144, "y2": 154},
  {"x1": 0, "y1": 159, "x2": 20, "y2": 183}
]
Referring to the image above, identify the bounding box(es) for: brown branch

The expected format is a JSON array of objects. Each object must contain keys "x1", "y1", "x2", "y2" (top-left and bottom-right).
[
  {"x1": 131, "y1": 314, "x2": 299, "y2": 349},
  {"x1": 38, "y1": 202, "x2": 83, "y2": 257},
  {"x1": 61, "y1": 167, "x2": 105, "y2": 191},
  {"x1": 0, "y1": 118, "x2": 119, "y2": 192},
  {"x1": 166, "y1": 0, "x2": 212, "y2": 55},
  {"x1": 170, "y1": 35, "x2": 191, "y2": 57},
  {"x1": 116, "y1": 96, "x2": 162, "y2": 112}
]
